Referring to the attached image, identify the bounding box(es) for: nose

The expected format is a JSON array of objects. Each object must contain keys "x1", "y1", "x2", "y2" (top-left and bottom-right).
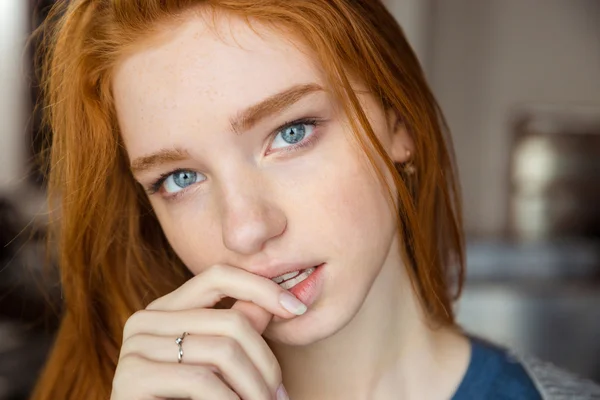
[{"x1": 219, "y1": 174, "x2": 287, "y2": 255}]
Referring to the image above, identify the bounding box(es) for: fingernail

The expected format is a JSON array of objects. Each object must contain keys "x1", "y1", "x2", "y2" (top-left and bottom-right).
[
  {"x1": 279, "y1": 291, "x2": 307, "y2": 315},
  {"x1": 277, "y1": 383, "x2": 289, "y2": 400}
]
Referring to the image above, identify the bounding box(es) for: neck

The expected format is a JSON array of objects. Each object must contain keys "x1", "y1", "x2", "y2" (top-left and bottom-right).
[{"x1": 268, "y1": 254, "x2": 470, "y2": 399}]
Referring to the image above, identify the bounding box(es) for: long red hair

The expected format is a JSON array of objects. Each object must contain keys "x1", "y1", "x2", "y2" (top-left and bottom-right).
[{"x1": 32, "y1": 1, "x2": 464, "y2": 399}]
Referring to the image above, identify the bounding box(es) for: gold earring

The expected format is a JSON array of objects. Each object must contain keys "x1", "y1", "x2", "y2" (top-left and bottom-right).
[{"x1": 403, "y1": 150, "x2": 416, "y2": 175}]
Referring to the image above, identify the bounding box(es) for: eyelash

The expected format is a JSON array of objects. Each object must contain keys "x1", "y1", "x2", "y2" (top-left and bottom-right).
[{"x1": 146, "y1": 117, "x2": 324, "y2": 196}]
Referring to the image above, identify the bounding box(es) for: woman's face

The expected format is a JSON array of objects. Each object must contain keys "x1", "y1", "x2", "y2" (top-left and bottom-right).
[{"x1": 113, "y1": 12, "x2": 410, "y2": 345}]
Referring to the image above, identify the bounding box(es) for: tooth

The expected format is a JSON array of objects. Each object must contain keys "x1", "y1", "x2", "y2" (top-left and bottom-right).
[
  {"x1": 272, "y1": 270, "x2": 301, "y2": 284},
  {"x1": 279, "y1": 267, "x2": 315, "y2": 290},
  {"x1": 280, "y1": 271, "x2": 300, "y2": 281}
]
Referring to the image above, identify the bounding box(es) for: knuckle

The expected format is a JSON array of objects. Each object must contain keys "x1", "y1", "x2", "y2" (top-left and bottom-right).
[
  {"x1": 122, "y1": 310, "x2": 147, "y2": 339},
  {"x1": 223, "y1": 308, "x2": 251, "y2": 332},
  {"x1": 216, "y1": 336, "x2": 243, "y2": 361},
  {"x1": 205, "y1": 263, "x2": 227, "y2": 277},
  {"x1": 119, "y1": 332, "x2": 144, "y2": 359}
]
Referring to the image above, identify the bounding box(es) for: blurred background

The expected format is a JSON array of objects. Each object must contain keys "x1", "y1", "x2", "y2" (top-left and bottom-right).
[{"x1": 1, "y1": 0, "x2": 599, "y2": 398}]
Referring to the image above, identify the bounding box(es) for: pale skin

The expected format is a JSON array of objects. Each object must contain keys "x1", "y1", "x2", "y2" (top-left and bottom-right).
[{"x1": 111, "y1": 9, "x2": 470, "y2": 400}]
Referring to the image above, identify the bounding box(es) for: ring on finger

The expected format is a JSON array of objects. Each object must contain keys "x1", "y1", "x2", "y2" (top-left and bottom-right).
[{"x1": 175, "y1": 332, "x2": 189, "y2": 364}]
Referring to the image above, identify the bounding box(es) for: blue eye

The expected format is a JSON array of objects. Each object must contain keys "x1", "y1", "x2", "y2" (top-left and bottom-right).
[
  {"x1": 146, "y1": 118, "x2": 323, "y2": 197},
  {"x1": 270, "y1": 122, "x2": 315, "y2": 150},
  {"x1": 162, "y1": 170, "x2": 204, "y2": 194}
]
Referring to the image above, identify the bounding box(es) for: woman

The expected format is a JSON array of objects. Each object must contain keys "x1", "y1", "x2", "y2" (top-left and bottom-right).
[{"x1": 32, "y1": 1, "x2": 599, "y2": 399}]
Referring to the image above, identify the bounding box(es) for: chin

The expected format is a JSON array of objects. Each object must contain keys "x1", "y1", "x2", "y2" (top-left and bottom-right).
[
  {"x1": 264, "y1": 311, "x2": 344, "y2": 346},
  {"x1": 263, "y1": 290, "x2": 365, "y2": 347}
]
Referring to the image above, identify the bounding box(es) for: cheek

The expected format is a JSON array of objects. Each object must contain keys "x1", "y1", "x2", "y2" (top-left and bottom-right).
[
  {"x1": 152, "y1": 203, "x2": 221, "y2": 275},
  {"x1": 307, "y1": 140, "x2": 397, "y2": 259}
]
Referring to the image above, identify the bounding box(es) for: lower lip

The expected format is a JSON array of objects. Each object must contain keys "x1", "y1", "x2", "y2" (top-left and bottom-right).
[{"x1": 287, "y1": 263, "x2": 325, "y2": 307}]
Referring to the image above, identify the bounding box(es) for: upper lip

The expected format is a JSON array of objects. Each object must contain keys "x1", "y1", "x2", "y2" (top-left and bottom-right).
[{"x1": 257, "y1": 262, "x2": 324, "y2": 280}]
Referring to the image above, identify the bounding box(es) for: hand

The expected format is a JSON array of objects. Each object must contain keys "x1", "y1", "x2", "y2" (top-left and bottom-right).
[{"x1": 110, "y1": 264, "x2": 306, "y2": 400}]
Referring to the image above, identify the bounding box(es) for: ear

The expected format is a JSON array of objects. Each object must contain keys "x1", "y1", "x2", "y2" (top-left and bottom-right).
[{"x1": 386, "y1": 108, "x2": 414, "y2": 163}]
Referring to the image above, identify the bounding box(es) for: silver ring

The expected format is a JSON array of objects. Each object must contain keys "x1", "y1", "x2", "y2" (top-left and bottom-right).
[{"x1": 175, "y1": 332, "x2": 189, "y2": 364}]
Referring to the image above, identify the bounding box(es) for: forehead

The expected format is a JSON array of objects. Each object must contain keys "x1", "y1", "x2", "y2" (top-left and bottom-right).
[{"x1": 112, "y1": 12, "x2": 325, "y2": 153}]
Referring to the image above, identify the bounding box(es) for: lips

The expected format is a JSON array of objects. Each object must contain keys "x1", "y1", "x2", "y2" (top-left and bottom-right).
[{"x1": 264, "y1": 263, "x2": 325, "y2": 311}]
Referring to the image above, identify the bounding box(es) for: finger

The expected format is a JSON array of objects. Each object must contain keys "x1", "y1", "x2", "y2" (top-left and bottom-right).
[
  {"x1": 112, "y1": 355, "x2": 239, "y2": 400},
  {"x1": 146, "y1": 264, "x2": 307, "y2": 318},
  {"x1": 231, "y1": 300, "x2": 273, "y2": 334},
  {"x1": 122, "y1": 309, "x2": 282, "y2": 391},
  {"x1": 120, "y1": 334, "x2": 273, "y2": 400}
]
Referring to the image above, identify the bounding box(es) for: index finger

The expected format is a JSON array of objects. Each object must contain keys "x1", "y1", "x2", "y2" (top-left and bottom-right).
[
  {"x1": 146, "y1": 264, "x2": 307, "y2": 319},
  {"x1": 231, "y1": 301, "x2": 273, "y2": 334}
]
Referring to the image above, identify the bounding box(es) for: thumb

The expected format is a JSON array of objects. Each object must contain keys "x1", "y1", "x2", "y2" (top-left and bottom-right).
[{"x1": 231, "y1": 300, "x2": 273, "y2": 334}]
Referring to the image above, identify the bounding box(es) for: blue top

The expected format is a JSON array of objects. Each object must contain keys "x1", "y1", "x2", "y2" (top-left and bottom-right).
[{"x1": 451, "y1": 337, "x2": 543, "y2": 399}]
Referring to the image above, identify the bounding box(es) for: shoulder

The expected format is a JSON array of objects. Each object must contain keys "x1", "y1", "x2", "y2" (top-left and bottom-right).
[
  {"x1": 454, "y1": 337, "x2": 542, "y2": 399},
  {"x1": 513, "y1": 352, "x2": 600, "y2": 400}
]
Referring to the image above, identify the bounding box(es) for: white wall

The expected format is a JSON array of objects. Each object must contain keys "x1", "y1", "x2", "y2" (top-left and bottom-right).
[
  {"x1": 428, "y1": 0, "x2": 600, "y2": 236},
  {"x1": 383, "y1": 0, "x2": 432, "y2": 73},
  {"x1": 0, "y1": 0, "x2": 28, "y2": 192}
]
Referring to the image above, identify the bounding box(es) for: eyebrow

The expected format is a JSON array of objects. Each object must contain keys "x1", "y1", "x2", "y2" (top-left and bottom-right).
[
  {"x1": 230, "y1": 83, "x2": 323, "y2": 134},
  {"x1": 131, "y1": 148, "x2": 190, "y2": 175},
  {"x1": 130, "y1": 83, "x2": 324, "y2": 176}
]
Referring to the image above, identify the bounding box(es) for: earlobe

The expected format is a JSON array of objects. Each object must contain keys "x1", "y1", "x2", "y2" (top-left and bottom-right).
[{"x1": 387, "y1": 110, "x2": 414, "y2": 164}]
